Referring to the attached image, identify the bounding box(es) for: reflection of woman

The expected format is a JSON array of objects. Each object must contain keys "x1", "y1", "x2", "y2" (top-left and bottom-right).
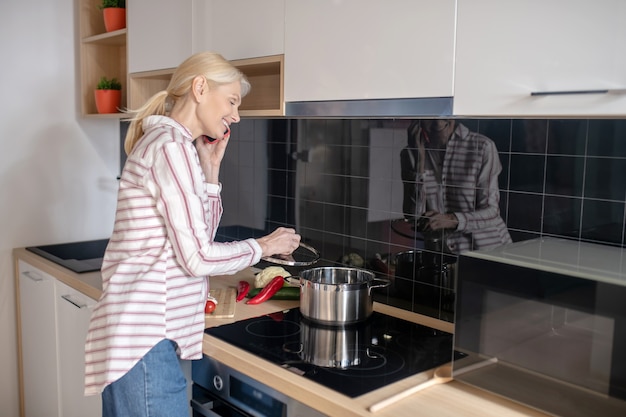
[{"x1": 401, "y1": 120, "x2": 511, "y2": 254}]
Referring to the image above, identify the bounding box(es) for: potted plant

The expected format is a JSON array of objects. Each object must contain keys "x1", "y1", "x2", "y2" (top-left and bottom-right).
[
  {"x1": 94, "y1": 76, "x2": 122, "y2": 114},
  {"x1": 100, "y1": 0, "x2": 126, "y2": 32}
]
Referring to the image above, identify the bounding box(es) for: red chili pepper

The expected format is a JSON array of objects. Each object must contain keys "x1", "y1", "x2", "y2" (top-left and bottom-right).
[
  {"x1": 246, "y1": 276, "x2": 284, "y2": 305},
  {"x1": 236, "y1": 280, "x2": 250, "y2": 302}
]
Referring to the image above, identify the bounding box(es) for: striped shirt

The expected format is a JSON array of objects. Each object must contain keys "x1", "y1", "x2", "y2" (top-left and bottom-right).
[
  {"x1": 402, "y1": 123, "x2": 512, "y2": 254},
  {"x1": 84, "y1": 116, "x2": 262, "y2": 395}
]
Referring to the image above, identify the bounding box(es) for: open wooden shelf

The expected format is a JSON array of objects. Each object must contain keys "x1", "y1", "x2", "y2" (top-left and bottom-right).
[
  {"x1": 78, "y1": 0, "x2": 127, "y2": 118},
  {"x1": 128, "y1": 55, "x2": 284, "y2": 117},
  {"x1": 234, "y1": 55, "x2": 284, "y2": 117}
]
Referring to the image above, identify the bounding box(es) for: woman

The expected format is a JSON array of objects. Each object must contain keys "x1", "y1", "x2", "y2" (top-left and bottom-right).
[{"x1": 84, "y1": 52, "x2": 300, "y2": 416}]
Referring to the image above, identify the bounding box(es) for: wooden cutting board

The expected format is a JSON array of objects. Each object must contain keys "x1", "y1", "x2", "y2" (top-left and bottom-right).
[{"x1": 206, "y1": 287, "x2": 236, "y2": 318}]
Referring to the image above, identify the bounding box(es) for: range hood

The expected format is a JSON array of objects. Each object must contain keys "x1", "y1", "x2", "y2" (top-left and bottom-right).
[{"x1": 284, "y1": 97, "x2": 453, "y2": 118}]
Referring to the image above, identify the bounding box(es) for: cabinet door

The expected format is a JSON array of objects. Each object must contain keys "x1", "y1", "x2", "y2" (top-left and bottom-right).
[
  {"x1": 127, "y1": 0, "x2": 194, "y2": 73},
  {"x1": 209, "y1": 0, "x2": 285, "y2": 60},
  {"x1": 454, "y1": 0, "x2": 626, "y2": 116},
  {"x1": 56, "y1": 280, "x2": 101, "y2": 417},
  {"x1": 284, "y1": 0, "x2": 455, "y2": 102},
  {"x1": 17, "y1": 261, "x2": 61, "y2": 417}
]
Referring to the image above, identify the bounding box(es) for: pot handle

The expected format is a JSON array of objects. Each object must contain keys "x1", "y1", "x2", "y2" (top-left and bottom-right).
[
  {"x1": 282, "y1": 342, "x2": 303, "y2": 354},
  {"x1": 368, "y1": 278, "x2": 391, "y2": 295},
  {"x1": 284, "y1": 276, "x2": 302, "y2": 287}
]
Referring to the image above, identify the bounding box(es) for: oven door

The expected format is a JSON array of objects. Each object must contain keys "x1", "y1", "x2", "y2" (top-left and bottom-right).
[
  {"x1": 192, "y1": 355, "x2": 326, "y2": 417},
  {"x1": 191, "y1": 384, "x2": 253, "y2": 417}
]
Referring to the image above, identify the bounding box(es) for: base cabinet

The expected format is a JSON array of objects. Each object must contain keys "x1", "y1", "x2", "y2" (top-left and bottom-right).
[
  {"x1": 17, "y1": 260, "x2": 61, "y2": 417},
  {"x1": 56, "y1": 280, "x2": 101, "y2": 417},
  {"x1": 16, "y1": 260, "x2": 101, "y2": 417}
]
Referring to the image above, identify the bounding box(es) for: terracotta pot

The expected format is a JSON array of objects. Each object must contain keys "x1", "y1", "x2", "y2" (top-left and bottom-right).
[
  {"x1": 94, "y1": 89, "x2": 121, "y2": 114},
  {"x1": 103, "y1": 7, "x2": 126, "y2": 32}
]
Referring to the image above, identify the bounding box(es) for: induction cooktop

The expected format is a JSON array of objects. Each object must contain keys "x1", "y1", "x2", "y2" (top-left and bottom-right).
[
  {"x1": 26, "y1": 239, "x2": 108, "y2": 273},
  {"x1": 205, "y1": 309, "x2": 460, "y2": 398}
]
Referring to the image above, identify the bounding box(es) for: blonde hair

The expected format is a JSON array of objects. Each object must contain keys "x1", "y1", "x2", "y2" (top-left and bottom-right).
[{"x1": 123, "y1": 52, "x2": 251, "y2": 155}]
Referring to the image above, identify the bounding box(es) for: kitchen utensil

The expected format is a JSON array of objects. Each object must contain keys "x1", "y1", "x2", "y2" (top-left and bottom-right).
[
  {"x1": 206, "y1": 288, "x2": 236, "y2": 318},
  {"x1": 293, "y1": 267, "x2": 390, "y2": 325},
  {"x1": 368, "y1": 356, "x2": 499, "y2": 412},
  {"x1": 390, "y1": 218, "x2": 420, "y2": 240},
  {"x1": 261, "y1": 242, "x2": 320, "y2": 266},
  {"x1": 368, "y1": 365, "x2": 452, "y2": 413}
]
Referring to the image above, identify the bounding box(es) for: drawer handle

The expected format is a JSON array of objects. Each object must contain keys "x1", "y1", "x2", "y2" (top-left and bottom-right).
[
  {"x1": 61, "y1": 294, "x2": 87, "y2": 309},
  {"x1": 190, "y1": 398, "x2": 222, "y2": 417},
  {"x1": 22, "y1": 271, "x2": 44, "y2": 282},
  {"x1": 531, "y1": 88, "x2": 626, "y2": 96}
]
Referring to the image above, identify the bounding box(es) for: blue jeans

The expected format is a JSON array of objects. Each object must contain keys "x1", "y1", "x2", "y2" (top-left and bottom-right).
[{"x1": 102, "y1": 339, "x2": 188, "y2": 417}]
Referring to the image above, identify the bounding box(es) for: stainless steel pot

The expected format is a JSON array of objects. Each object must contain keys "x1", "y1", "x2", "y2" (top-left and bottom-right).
[{"x1": 294, "y1": 267, "x2": 390, "y2": 325}]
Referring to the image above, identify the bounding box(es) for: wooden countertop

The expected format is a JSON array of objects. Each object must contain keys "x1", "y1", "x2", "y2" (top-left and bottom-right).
[{"x1": 14, "y1": 248, "x2": 548, "y2": 417}]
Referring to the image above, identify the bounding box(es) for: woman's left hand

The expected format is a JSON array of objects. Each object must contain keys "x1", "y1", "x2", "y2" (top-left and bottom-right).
[{"x1": 421, "y1": 211, "x2": 458, "y2": 231}]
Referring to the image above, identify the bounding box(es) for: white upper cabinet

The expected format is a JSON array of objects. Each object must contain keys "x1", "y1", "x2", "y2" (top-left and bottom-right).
[
  {"x1": 209, "y1": 0, "x2": 285, "y2": 61},
  {"x1": 129, "y1": 0, "x2": 284, "y2": 74},
  {"x1": 128, "y1": 0, "x2": 194, "y2": 73},
  {"x1": 284, "y1": 0, "x2": 456, "y2": 102},
  {"x1": 454, "y1": 0, "x2": 626, "y2": 116}
]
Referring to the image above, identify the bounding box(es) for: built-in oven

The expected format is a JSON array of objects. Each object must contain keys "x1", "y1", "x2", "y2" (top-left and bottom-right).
[
  {"x1": 191, "y1": 355, "x2": 325, "y2": 417},
  {"x1": 192, "y1": 308, "x2": 458, "y2": 416}
]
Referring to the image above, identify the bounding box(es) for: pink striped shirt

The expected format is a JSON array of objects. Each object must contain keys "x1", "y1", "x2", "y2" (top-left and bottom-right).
[{"x1": 84, "y1": 116, "x2": 262, "y2": 395}]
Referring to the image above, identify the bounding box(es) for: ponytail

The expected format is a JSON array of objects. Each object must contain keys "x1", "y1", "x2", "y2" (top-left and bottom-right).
[{"x1": 123, "y1": 90, "x2": 169, "y2": 155}]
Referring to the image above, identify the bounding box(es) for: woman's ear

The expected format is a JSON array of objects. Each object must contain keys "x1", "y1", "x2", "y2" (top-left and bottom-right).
[{"x1": 191, "y1": 76, "x2": 206, "y2": 102}]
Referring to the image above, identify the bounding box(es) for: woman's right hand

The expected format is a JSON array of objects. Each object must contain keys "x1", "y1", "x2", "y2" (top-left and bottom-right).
[
  {"x1": 256, "y1": 227, "x2": 301, "y2": 257},
  {"x1": 195, "y1": 136, "x2": 229, "y2": 184}
]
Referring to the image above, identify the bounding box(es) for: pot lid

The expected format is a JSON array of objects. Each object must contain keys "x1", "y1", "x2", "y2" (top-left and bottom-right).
[{"x1": 262, "y1": 242, "x2": 320, "y2": 266}]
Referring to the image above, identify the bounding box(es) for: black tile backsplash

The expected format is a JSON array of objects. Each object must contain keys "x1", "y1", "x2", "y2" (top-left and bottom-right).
[
  {"x1": 585, "y1": 157, "x2": 626, "y2": 200},
  {"x1": 545, "y1": 155, "x2": 584, "y2": 197},
  {"x1": 509, "y1": 154, "x2": 546, "y2": 193},
  {"x1": 205, "y1": 118, "x2": 626, "y2": 322}
]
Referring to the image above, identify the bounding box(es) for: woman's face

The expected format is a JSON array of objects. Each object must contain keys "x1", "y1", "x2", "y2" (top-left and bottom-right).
[
  {"x1": 197, "y1": 80, "x2": 242, "y2": 140},
  {"x1": 420, "y1": 119, "x2": 454, "y2": 145}
]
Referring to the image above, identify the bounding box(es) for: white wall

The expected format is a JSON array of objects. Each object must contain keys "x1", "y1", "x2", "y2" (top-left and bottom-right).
[{"x1": 1, "y1": 1, "x2": 119, "y2": 414}]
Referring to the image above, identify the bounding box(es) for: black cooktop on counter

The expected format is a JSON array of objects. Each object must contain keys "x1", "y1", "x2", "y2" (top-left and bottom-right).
[
  {"x1": 205, "y1": 309, "x2": 459, "y2": 398},
  {"x1": 26, "y1": 239, "x2": 108, "y2": 273}
]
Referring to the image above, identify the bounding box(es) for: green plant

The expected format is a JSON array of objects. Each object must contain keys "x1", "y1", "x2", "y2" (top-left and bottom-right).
[
  {"x1": 96, "y1": 77, "x2": 122, "y2": 90},
  {"x1": 100, "y1": 0, "x2": 125, "y2": 9}
]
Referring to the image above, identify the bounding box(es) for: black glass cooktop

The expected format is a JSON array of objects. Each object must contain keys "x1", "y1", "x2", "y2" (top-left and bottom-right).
[
  {"x1": 205, "y1": 309, "x2": 458, "y2": 398},
  {"x1": 26, "y1": 239, "x2": 108, "y2": 273}
]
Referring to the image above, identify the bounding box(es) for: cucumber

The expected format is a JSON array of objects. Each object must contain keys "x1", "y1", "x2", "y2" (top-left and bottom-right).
[{"x1": 246, "y1": 286, "x2": 300, "y2": 300}]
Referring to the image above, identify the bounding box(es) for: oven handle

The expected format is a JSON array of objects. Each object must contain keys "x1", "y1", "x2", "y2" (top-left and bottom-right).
[{"x1": 190, "y1": 398, "x2": 222, "y2": 417}]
